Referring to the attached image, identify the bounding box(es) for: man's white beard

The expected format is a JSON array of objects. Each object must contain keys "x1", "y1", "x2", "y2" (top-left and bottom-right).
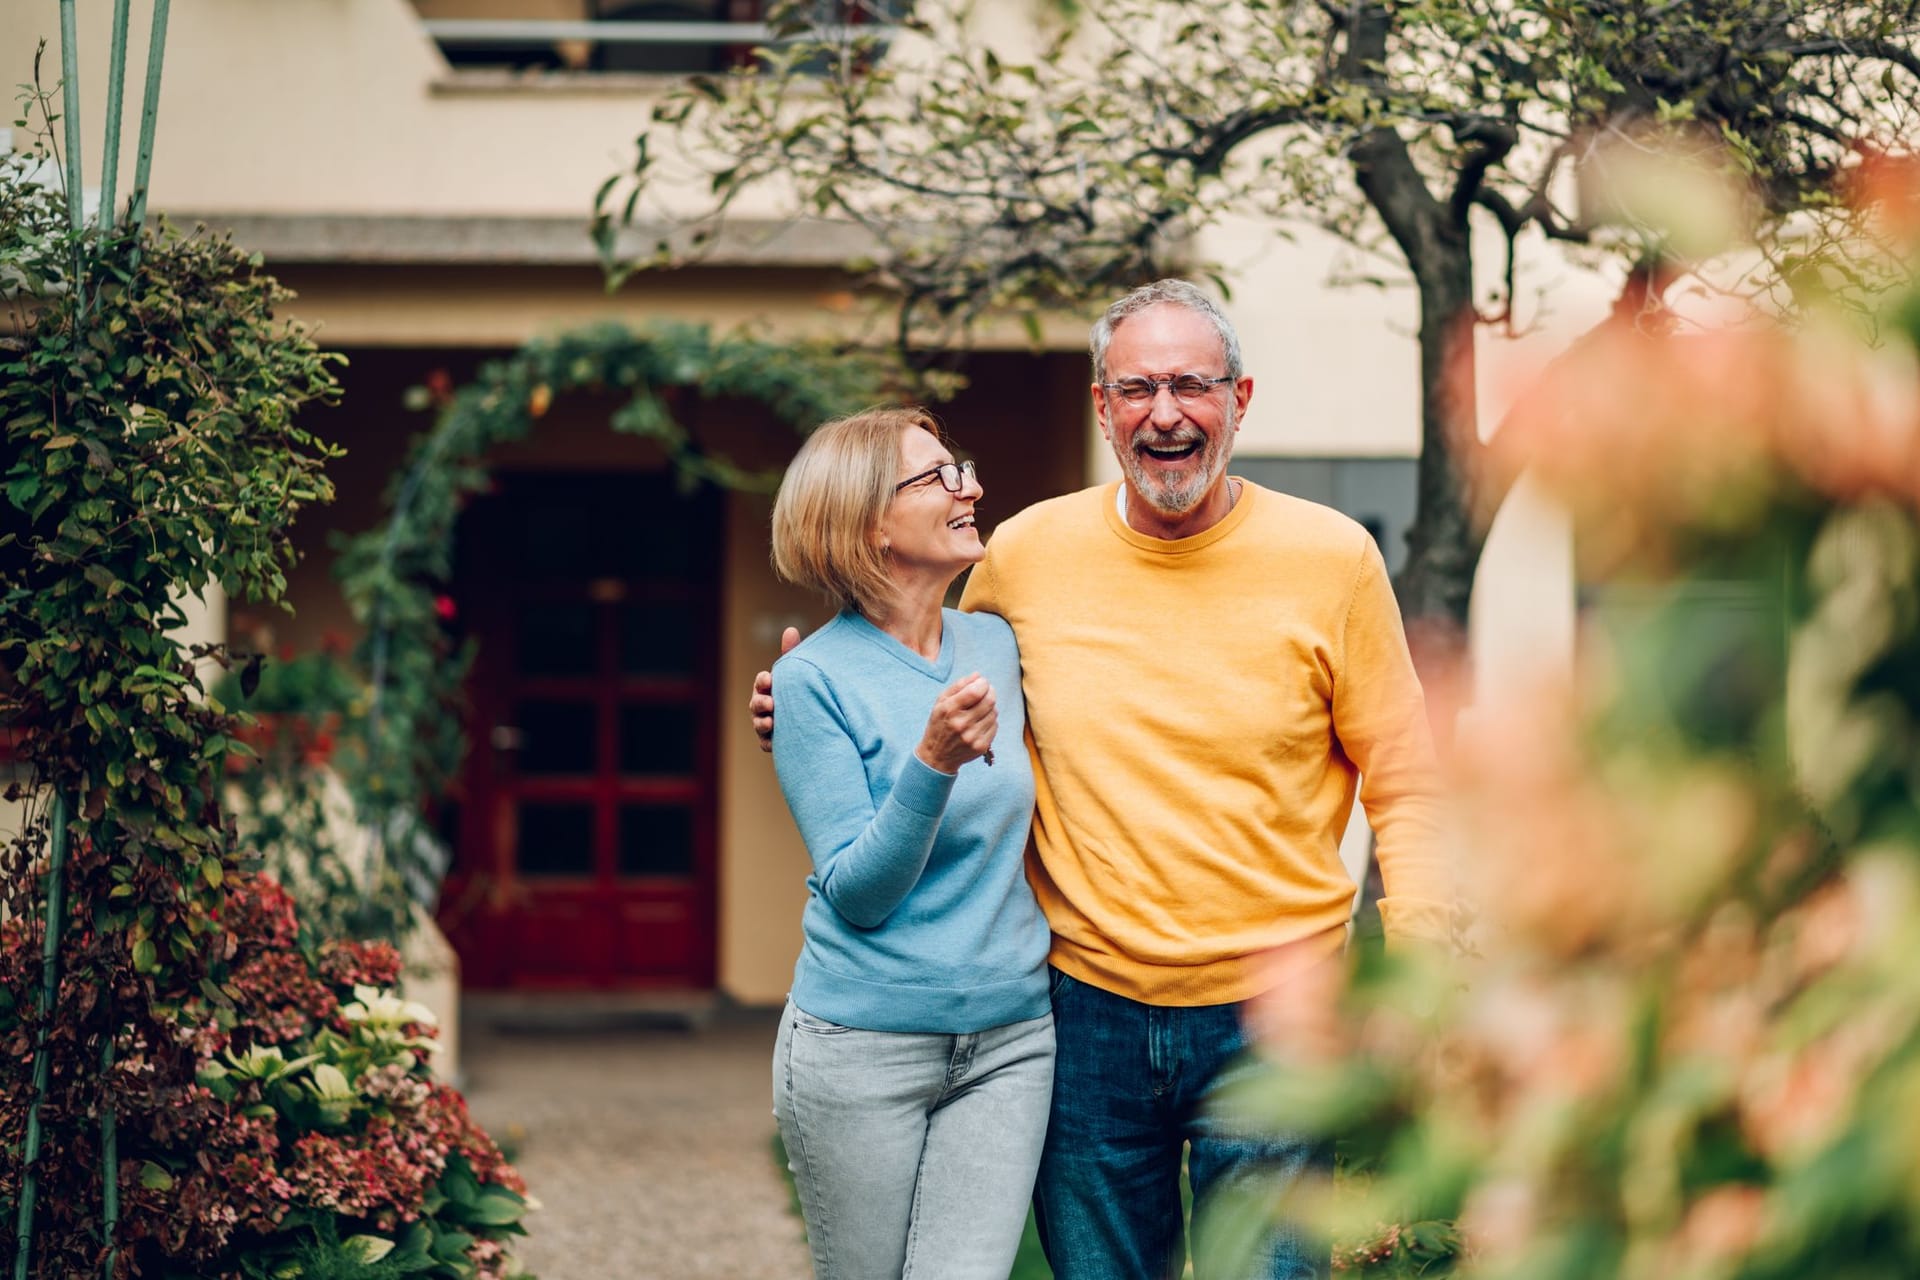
[{"x1": 1118, "y1": 405, "x2": 1235, "y2": 515}]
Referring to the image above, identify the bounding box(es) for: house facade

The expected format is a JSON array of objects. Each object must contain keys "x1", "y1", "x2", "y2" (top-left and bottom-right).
[{"x1": 1, "y1": 0, "x2": 1590, "y2": 1006}]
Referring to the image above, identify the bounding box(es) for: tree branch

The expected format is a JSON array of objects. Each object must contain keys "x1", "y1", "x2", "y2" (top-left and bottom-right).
[
  {"x1": 1782, "y1": 34, "x2": 1920, "y2": 84},
  {"x1": 1472, "y1": 191, "x2": 1522, "y2": 330},
  {"x1": 1474, "y1": 187, "x2": 1525, "y2": 237},
  {"x1": 1145, "y1": 103, "x2": 1315, "y2": 177},
  {"x1": 1778, "y1": 106, "x2": 1856, "y2": 149},
  {"x1": 1339, "y1": 3, "x2": 1449, "y2": 270},
  {"x1": 1449, "y1": 118, "x2": 1519, "y2": 221}
]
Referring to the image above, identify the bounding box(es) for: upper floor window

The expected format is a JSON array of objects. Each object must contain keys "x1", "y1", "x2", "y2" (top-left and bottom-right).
[{"x1": 412, "y1": 0, "x2": 903, "y2": 76}]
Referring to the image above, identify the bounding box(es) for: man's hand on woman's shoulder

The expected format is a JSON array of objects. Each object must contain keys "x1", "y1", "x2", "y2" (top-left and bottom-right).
[{"x1": 752, "y1": 625, "x2": 803, "y2": 752}]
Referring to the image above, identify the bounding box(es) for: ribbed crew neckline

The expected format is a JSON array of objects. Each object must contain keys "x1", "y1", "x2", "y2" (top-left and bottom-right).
[{"x1": 1102, "y1": 478, "x2": 1257, "y2": 555}]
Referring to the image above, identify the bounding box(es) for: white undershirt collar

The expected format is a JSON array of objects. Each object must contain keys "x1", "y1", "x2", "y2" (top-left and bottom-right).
[{"x1": 1114, "y1": 478, "x2": 1242, "y2": 531}]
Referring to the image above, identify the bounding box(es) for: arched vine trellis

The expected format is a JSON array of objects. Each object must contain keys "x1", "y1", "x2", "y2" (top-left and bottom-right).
[{"x1": 325, "y1": 321, "x2": 892, "y2": 935}]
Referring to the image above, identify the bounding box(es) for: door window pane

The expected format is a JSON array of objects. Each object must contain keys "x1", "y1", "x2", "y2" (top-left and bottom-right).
[
  {"x1": 517, "y1": 803, "x2": 594, "y2": 877},
  {"x1": 456, "y1": 473, "x2": 715, "y2": 584},
  {"x1": 519, "y1": 500, "x2": 599, "y2": 575},
  {"x1": 620, "y1": 601, "x2": 697, "y2": 676},
  {"x1": 630, "y1": 530, "x2": 695, "y2": 580},
  {"x1": 618, "y1": 705, "x2": 697, "y2": 774},
  {"x1": 619, "y1": 806, "x2": 694, "y2": 877},
  {"x1": 516, "y1": 702, "x2": 597, "y2": 775},
  {"x1": 516, "y1": 601, "x2": 598, "y2": 677}
]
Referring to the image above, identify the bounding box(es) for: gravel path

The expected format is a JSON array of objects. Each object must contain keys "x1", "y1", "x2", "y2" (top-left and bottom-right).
[{"x1": 461, "y1": 1009, "x2": 813, "y2": 1280}]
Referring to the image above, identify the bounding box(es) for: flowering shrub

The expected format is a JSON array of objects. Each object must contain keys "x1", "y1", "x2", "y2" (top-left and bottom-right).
[
  {"x1": 144, "y1": 876, "x2": 533, "y2": 1279},
  {"x1": 3, "y1": 874, "x2": 531, "y2": 1278}
]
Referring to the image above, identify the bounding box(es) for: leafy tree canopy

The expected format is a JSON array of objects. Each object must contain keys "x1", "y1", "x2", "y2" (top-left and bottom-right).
[{"x1": 600, "y1": 0, "x2": 1920, "y2": 627}]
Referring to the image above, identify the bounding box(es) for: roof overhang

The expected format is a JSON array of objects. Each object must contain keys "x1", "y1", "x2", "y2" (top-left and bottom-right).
[{"x1": 159, "y1": 212, "x2": 875, "y2": 268}]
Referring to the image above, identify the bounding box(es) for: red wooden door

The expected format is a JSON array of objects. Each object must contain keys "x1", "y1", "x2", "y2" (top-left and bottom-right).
[{"x1": 439, "y1": 472, "x2": 720, "y2": 990}]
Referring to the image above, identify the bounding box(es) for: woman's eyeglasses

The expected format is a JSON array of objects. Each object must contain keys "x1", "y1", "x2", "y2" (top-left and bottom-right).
[{"x1": 894, "y1": 460, "x2": 977, "y2": 494}]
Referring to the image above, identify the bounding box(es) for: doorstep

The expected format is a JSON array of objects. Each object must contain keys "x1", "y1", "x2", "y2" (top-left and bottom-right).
[{"x1": 461, "y1": 988, "x2": 725, "y2": 1034}]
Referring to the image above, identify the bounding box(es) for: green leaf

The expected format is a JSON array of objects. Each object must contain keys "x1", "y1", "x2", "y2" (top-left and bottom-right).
[
  {"x1": 429, "y1": 1229, "x2": 476, "y2": 1262},
  {"x1": 440, "y1": 1158, "x2": 483, "y2": 1207},
  {"x1": 462, "y1": 1191, "x2": 527, "y2": 1227},
  {"x1": 342, "y1": 1235, "x2": 396, "y2": 1264},
  {"x1": 138, "y1": 1161, "x2": 174, "y2": 1191}
]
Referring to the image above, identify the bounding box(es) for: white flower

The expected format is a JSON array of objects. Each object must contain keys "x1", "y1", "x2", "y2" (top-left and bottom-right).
[
  {"x1": 306, "y1": 1062, "x2": 356, "y2": 1102},
  {"x1": 340, "y1": 984, "x2": 438, "y2": 1031}
]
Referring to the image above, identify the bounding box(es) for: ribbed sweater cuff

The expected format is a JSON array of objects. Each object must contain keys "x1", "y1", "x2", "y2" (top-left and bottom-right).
[{"x1": 890, "y1": 754, "x2": 957, "y2": 817}]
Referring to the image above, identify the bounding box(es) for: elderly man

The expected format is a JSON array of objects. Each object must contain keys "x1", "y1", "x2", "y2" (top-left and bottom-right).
[{"x1": 756, "y1": 279, "x2": 1448, "y2": 1278}]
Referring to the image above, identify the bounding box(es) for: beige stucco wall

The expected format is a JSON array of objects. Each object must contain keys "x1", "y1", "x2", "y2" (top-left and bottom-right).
[
  {"x1": 4, "y1": 0, "x2": 645, "y2": 219},
  {"x1": 0, "y1": 0, "x2": 1087, "y2": 306},
  {"x1": 719, "y1": 494, "x2": 829, "y2": 1002}
]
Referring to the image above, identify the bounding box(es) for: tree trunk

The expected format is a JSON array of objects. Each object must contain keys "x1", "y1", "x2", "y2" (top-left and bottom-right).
[
  {"x1": 1339, "y1": 7, "x2": 1488, "y2": 647},
  {"x1": 1395, "y1": 244, "x2": 1484, "y2": 639},
  {"x1": 1346, "y1": 124, "x2": 1486, "y2": 679}
]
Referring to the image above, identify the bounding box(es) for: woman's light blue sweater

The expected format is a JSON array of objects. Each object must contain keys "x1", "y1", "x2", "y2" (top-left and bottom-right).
[{"x1": 771, "y1": 608, "x2": 1050, "y2": 1034}]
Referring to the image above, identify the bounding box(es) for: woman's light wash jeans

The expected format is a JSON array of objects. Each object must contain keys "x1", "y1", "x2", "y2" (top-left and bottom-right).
[{"x1": 773, "y1": 1001, "x2": 1055, "y2": 1279}]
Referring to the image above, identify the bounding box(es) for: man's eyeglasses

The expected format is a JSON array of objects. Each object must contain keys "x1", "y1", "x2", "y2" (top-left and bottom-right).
[
  {"x1": 894, "y1": 460, "x2": 977, "y2": 494},
  {"x1": 1099, "y1": 374, "x2": 1234, "y2": 406}
]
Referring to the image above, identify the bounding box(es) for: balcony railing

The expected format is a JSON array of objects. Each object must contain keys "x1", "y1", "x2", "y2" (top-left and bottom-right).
[{"x1": 422, "y1": 9, "x2": 900, "y2": 75}]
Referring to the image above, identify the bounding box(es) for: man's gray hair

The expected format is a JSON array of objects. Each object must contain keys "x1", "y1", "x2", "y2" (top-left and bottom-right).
[{"x1": 1089, "y1": 279, "x2": 1244, "y2": 383}]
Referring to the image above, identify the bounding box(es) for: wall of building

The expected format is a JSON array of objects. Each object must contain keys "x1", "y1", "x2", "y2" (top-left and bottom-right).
[{"x1": 3, "y1": 0, "x2": 653, "y2": 218}]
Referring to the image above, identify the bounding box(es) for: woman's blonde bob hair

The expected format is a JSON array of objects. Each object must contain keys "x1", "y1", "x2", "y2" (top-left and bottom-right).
[{"x1": 771, "y1": 406, "x2": 943, "y2": 618}]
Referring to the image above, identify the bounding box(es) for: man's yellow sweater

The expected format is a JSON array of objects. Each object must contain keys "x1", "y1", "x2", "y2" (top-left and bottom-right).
[{"x1": 960, "y1": 480, "x2": 1449, "y2": 1006}]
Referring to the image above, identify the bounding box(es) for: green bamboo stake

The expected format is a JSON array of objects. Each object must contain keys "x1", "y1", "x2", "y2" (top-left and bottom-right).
[
  {"x1": 13, "y1": 794, "x2": 71, "y2": 1280},
  {"x1": 99, "y1": 999, "x2": 119, "y2": 1279},
  {"x1": 91, "y1": 10, "x2": 147, "y2": 1268},
  {"x1": 99, "y1": 0, "x2": 134, "y2": 227},
  {"x1": 55, "y1": 0, "x2": 88, "y2": 337},
  {"x1": 126, "y1": 0, "x2": 171, "y2": 236},
  {"x1": 95, "y1": 899, "x2": 120, "y2": 1278},
  {"x1": 56, "y1": 0, "x2": 83, "y2": 234}
]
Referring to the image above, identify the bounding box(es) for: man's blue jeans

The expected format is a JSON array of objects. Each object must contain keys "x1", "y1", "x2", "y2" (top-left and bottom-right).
[{"x1": 1034, "y1": 969, "x2": 1333, "y2": 1279}]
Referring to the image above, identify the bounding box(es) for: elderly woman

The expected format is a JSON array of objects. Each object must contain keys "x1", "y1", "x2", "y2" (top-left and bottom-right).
[{"x1": 767, "y1": 406, "x2": 1054, "y2": 1280}]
